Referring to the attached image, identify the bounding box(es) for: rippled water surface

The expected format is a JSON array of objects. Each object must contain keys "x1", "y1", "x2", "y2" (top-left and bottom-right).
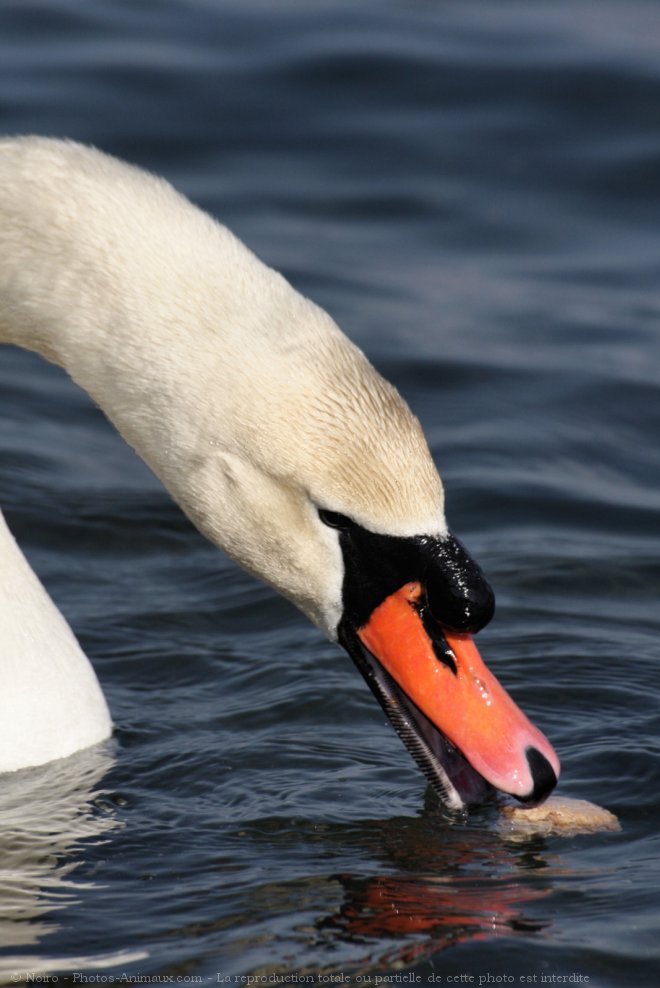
[{"x1": 1, "y1": 1, "x2": 659, "y2": 985}]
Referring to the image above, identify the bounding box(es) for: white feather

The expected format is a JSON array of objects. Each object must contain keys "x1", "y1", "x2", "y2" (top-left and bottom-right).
[{"x1": 0, "y1": 136, "x2": 446, "y2": 772}]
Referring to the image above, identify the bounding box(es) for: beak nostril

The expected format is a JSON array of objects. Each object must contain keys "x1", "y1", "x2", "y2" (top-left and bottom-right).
[{"x1": 521, "y1": 746, "x2": 559, "y2": 804}]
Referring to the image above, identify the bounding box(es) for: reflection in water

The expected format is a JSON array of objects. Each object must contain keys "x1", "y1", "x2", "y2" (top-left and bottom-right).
[
  {"x1": 221, "y1": 807, "x2": 556, "y2": 976},
  {"x1": 323, "y1": 870, "x2": 548, "y2": 971},
  {"x1": 317, "y1": 811, "x2": 551, "y2": 972},
  {"x1": 0, "y1": 744, "x2": 147, "y2": 978}
]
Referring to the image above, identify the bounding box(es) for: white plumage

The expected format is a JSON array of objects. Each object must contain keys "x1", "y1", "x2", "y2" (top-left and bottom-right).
[{"x1": 0, "y1": 137, "x2": 445, "y2": 773}]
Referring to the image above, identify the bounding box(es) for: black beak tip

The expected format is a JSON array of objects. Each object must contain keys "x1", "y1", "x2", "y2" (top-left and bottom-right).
[{"x1": 518, "y1": 746, "x2": 559, "y2": 805}]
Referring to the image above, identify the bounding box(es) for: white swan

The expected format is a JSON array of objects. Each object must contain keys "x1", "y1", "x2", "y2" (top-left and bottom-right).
[{"x1": 0, "y1": 136, "x2": 559, "y2": 807}]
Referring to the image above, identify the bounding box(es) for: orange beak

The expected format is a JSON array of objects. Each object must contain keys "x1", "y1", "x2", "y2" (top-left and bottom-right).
[{"x1": 357, "y1": 581, "x2": 560, "y2": 803}]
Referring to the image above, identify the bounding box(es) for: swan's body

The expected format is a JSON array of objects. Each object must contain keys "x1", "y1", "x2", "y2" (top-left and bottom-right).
[
  {"x1": 0, "y1": 509, "x2": 111, "y2": 769},
  {"x1": 0, "y1": 137, "x2": 559, "y2": 805}
]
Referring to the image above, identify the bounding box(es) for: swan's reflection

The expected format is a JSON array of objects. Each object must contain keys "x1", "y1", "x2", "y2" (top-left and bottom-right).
[
  {"x1": 320, "y1": 813, "x2": 551, "y2": 970},
  {"x1": 221, "y1": 807, "x2": 554, "y2": 976},
  {"x1": 0, "y1": 744, "x2": 118, "y2": 953},
  {"x1": 322, "y1": 867, "x2": 548, "y2": 970}
]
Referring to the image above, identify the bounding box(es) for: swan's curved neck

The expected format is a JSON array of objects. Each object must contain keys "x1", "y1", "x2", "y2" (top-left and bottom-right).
[
  {"x1": 1, "y1": 138, "x2": 306, "y2": 532},
  {"x1": 1, "y1": 137, "x2": 445, "y2": 635},
  {"x1": 0, "y1": 137, "x2": 447, "y2": 772}
]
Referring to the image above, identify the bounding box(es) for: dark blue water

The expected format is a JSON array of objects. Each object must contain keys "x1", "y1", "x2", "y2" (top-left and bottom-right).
[{"x1": 1, "y1": 1, "x2": 659, "y2": 984}]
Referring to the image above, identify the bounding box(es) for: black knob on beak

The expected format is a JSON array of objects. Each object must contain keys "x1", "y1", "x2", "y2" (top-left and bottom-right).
[{"x1": 423, "y1": 532, "x2": 495, "y2": 634}]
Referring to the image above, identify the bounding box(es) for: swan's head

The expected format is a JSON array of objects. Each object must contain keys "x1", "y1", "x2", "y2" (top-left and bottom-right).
[
  {"x1": 169, "y1": 299, "x2": 559, "y2": 812},
  {"x1": 0, "y1": 136, "x2": 556, "y2": 807}
]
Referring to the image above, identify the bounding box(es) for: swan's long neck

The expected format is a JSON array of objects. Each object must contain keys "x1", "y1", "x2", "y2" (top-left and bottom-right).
[
  {"x1": 1, "y1": 137, "x2": 444, "y2": 635},
  {"x1": 0, "y1": 137, "x2": 445, "y2": 772}
]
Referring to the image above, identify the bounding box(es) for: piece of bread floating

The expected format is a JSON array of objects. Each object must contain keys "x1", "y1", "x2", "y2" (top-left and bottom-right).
[{"x1": 499, "y1": 795, "x2": 621, "y2": 838}]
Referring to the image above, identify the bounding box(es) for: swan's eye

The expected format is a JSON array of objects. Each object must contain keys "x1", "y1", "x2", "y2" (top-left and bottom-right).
[{"x1": 318, "y1": 509, "x2": 353, "y2": 531}]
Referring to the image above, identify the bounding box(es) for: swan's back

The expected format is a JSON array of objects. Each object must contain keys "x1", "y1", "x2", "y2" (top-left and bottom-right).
[{"x1": 0, "y1": 510, "x2": 111, "y2": 772}]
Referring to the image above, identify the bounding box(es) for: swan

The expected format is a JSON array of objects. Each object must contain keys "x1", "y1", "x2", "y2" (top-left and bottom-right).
[{"x1": 0, "y1": 136, "x2": 559, "y2": 808}]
